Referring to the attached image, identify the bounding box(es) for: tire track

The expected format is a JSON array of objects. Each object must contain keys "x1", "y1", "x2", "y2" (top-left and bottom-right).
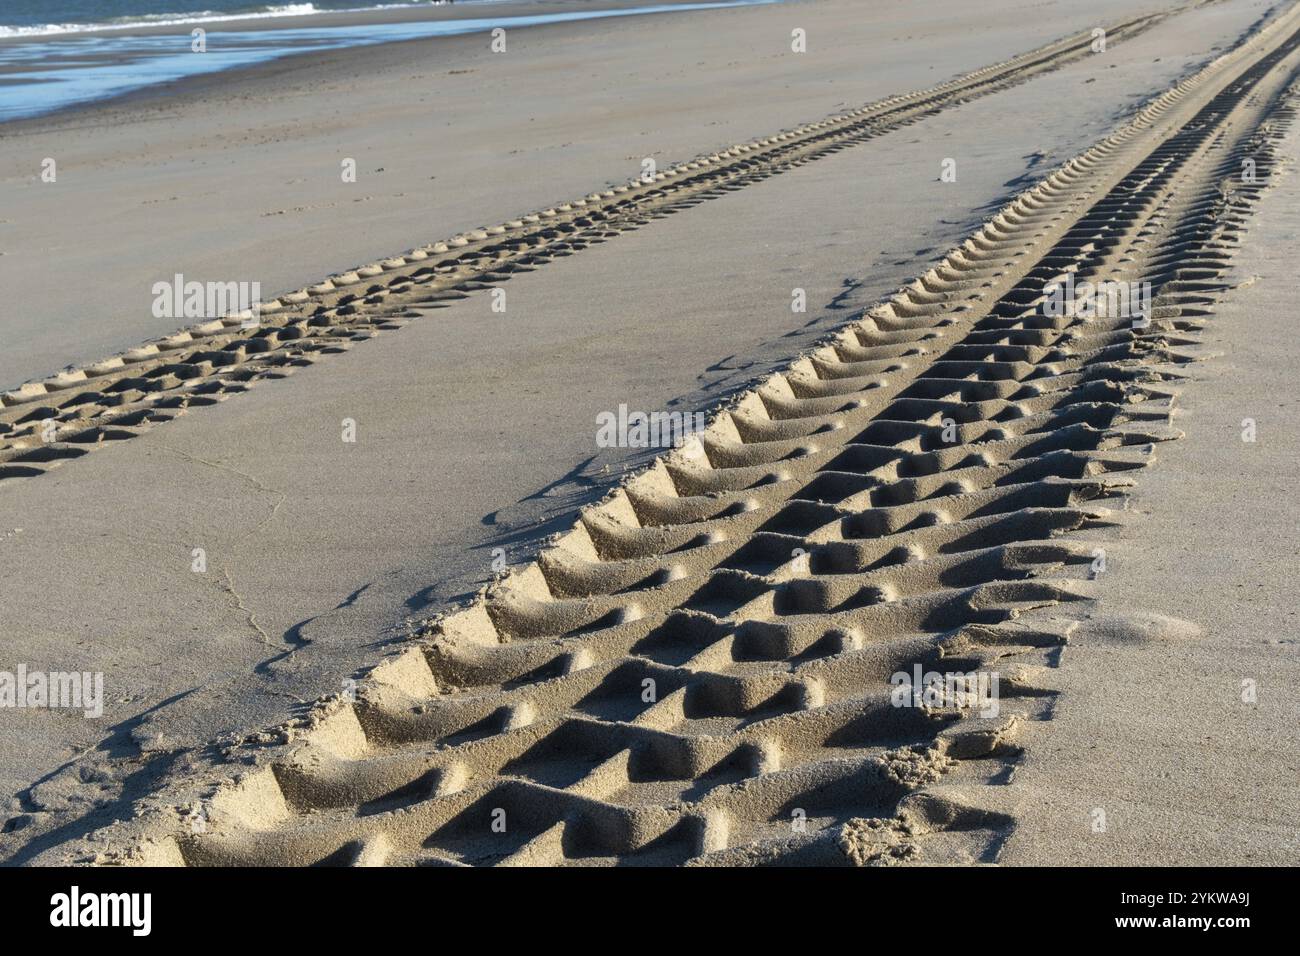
[
  {"x1": 72, "y1": 2, "x2": 1300, "y2": 867},
  {"x1": 0, "y1": 10, "x2": 1179, "y2": 482}
]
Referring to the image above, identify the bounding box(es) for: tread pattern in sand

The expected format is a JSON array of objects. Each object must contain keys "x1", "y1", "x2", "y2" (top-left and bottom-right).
[{"x1": 77, "y1": 5, "x2": 1300, "y2": 867}]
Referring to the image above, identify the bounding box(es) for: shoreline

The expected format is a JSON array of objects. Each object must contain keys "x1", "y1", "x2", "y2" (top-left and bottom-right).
[
  {"x1": 0, "y1": 0, "x2": 669, "y2": 40},
  {"x1": 0, "y1": 0, "x2": 785, "y2": 124}
]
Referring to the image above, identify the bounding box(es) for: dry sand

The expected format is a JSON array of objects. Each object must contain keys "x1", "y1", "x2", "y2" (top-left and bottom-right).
[
  {"x1": 1, "y1": 0, "x2": 1297, "y2": 865},
  {"x1": 993, "y1": 114, "x2": 1300, "y2": 866}
]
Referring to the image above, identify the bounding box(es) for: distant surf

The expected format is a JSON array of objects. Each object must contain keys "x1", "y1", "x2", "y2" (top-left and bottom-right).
[{"x1": 0, "y1": 3, "x2": 452, "y2": 38}]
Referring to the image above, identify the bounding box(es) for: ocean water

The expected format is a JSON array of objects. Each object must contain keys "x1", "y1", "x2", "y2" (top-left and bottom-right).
[
  {"x1": 0, "y1": 2, "x2": 438, "y2": 37},
  {"x1": 0, "y1": 0, "x2": 779, "y2": 121}
]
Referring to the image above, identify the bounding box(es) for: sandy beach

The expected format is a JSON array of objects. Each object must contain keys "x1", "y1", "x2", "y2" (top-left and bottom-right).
[{"x1": 1, "y1": 0, "x2": 1297, "y2": 873}]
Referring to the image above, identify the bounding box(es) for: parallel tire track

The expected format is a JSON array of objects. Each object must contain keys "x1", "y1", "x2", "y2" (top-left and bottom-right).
[
  {"x1": 74, "y1": 3, "x2": 1300, "y2": 867},
  {"x1": 0, "y1": 11, "x2": 1178, "y2": 481}
]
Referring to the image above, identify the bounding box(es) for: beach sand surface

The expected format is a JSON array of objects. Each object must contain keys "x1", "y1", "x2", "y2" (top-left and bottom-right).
[{"x1": 1, "y1": 0, "x2": 1294, "y2": 864}]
